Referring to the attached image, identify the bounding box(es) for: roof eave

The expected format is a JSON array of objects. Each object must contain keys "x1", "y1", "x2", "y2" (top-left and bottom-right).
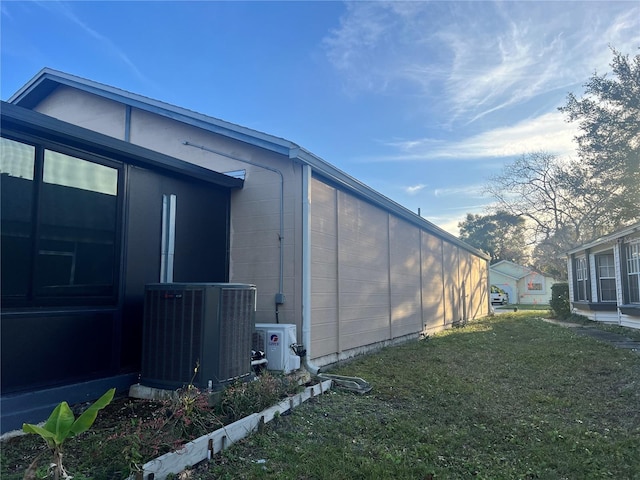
[
  {"x1": 1, "y1": 101, "x2": 243, "y2": 189},
  {"x1": 291, "y1": 148, "x2": 489, "y2": 260},
  {"x1": 565, "y1": 222, "x2": 640, "y2": 255},
  {"x1": 9, "y1": 68, "x2": 294, "y2": 157}
]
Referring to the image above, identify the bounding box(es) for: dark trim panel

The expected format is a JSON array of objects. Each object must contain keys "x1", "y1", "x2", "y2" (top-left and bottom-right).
[
  {"x1": 619, "y1": 305, "x2": 640, "y2": 316},
  {"x1": 0, "y1": 373, "x2": 137, "y2": 434},
  {"x1": 572, "y1": 302, "x2": 618, "y2": 312}
]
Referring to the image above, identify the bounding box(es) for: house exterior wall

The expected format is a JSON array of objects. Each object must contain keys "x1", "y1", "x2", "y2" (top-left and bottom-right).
[
  {"x1": 490, "y1": 261, "x2": 556, "y2": 305},
  {"x1": 25, "y1": 81, "x2": 490, "y2": 363},
  {"x1": 33, "y1": 86, "x2": 127, "y2": 140},
  {"x1": 421, "y1": 231, "x2": 446, "y2": 330},
  {"x1": 517, "y1": 272, "x2": 553, "y2": 305},
  {"x1": 31, "y1": 88, "x2": 303, "y2": 327},
  {"x1": 567, "y1": 227, "x2": 640, "y2": 329},
  {"x1": 310, "y1": 177, "x2": 488, "y2": 366}
]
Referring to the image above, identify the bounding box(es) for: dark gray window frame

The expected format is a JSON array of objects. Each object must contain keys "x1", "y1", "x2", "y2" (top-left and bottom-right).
[{"x1": 1, "y1": 132, "x2": 125, "y2": 307}]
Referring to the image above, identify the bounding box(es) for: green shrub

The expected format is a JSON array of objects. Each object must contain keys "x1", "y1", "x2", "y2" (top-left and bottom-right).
[{"x1": 550, "y1": 282, "x2": 571, "y2": 319}]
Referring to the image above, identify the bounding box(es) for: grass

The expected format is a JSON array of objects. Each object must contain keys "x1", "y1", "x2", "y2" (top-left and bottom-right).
[
  {"x1": 2, "y1": 313, "x2": 638, "y2": 479},
  {"x1": 198, "y1": 312, "x2": 640, "y2": 479}
]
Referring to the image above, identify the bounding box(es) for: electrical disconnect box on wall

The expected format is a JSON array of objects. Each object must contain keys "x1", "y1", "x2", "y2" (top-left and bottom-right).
[{"x1": 252, "y1": 323, "x2": 301, "y2": 374}]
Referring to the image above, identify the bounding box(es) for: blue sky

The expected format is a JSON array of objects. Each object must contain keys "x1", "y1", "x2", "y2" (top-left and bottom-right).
[{"x1": 2, "y1": 1, "x2": 639, "y2": 234}]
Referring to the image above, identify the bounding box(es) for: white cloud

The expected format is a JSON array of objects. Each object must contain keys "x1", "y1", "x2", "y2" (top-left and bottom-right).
[
  {"x1": 366, "y1": 109, "x2": 579, "y2": 163},
  {"x1": 33, "y1": 1, "x2": 152, "y2": 85},
  {"x1": 433, "y1": 184, "x2": 486, "y2": 199},
  {"x1": 324, "y1": 2, "x2": 640, "y2": 123},
  {"x1": 405, "y1": 184, "x2": 426, "y2": 195}
]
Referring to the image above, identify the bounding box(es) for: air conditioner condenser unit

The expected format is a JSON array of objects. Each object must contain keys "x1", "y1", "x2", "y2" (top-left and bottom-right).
[{"x1": 252, "y1": 323, "x2": 301, "y2": 374}]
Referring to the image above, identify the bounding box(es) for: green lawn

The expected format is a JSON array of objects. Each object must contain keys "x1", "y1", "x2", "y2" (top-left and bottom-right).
[{"x1": 202, "y1": 312, "x2": 640, "y2": 479}]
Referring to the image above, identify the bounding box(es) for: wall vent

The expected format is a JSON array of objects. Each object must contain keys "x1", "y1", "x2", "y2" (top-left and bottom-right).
[{"x1": 141, "y1": 283, "x2": 256, "y2": 390}]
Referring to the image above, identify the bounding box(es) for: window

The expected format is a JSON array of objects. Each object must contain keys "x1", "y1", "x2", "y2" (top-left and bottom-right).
[
  {"x1": 1, "y1": 137, "x2": 35, "y2": 297},
  {"x1": 527, "y1": 282, "x2": 543, "y2": 291},
  {"x1": 627, "y1": 242, "x2": 640, "y2": 304},
  {"x1": 596, "y1": 253, "x2": 617, "y2": 302},
  {"x1": 574, "y1": 256, "x2": 588, "y2": 301},
  {"x1": 1, "y1": 136, "x2": 121, "y2": 306}
]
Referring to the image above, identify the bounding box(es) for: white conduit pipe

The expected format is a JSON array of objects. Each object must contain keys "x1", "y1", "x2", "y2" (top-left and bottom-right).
[{"x1": 301, "y1": 164, "x2": 321, "y2": 374}]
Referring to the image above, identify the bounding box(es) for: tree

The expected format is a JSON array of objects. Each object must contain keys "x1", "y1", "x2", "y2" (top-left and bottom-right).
[
  {"x1": 559, "y1": 48, "x2": 640, "y2": 227},
  {"x1": 484, "y1": 152, "x2": 614, "y2": 278},
  {"x1": 458, "y1": 211, "x2": 528, "y2": 265},
  {"x1": 481, "y1": 48, "x2": 640, "y2": 278}
]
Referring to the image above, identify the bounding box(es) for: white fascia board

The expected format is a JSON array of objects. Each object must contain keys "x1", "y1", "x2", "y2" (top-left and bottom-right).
[{"x1": 566, "y1": 222, "x2": 640, "y2": 255}]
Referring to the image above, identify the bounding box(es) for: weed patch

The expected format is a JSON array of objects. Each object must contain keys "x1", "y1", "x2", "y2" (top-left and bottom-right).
[{"x1": 0, "y1": 372, "x2": 301, "y2": 479}]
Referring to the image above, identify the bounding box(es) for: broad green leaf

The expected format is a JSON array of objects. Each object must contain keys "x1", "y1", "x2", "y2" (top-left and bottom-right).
[
  {"x1": 42, "y1": 402, "x2": 75, "y2": 446},
  {"x1": 22, "y1": 422, "x2": 57, "y2": 448},
  {"x1": 70, "y1": 388, "x2": 115, "y2": 436}
]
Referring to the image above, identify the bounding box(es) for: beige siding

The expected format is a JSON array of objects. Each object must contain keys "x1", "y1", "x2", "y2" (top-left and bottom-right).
[
  {"x1": 421, "y1": 231, "x2": 445, "y2": 331},
  {"x1": 310, "y1": 177, "x2": 489, "y2": 363},
  {"x1": 459, "y1": 250, "x2": 473, "y2": 323},
  {"x1": 442, "y1": 242, "x2": 460, "y2": 325},
  {"x1": 469, "y1": 255, "x2": 489, "y2": 320},
  {"x1": 310, "y1": 181, "x2": 339, "y2": 357},
  {"x1": 337, "y1": 191, "x2": 390, "y2": 350},
  {"x1": 389, "y1": 217, "x2": 422, "y2": 337}
]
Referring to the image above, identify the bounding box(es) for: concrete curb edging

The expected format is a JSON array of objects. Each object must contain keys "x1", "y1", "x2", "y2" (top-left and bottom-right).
[{"x1": 129, "y1": 379, "x2": 333, "y2": 480}]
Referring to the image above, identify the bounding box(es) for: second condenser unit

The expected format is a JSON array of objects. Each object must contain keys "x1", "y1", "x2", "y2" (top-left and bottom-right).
[
  {"x1": 253, "y1": 323, "x2": 301, "y2": 374},
  {"x1": 141, "y1": 283, "x2": 256, "y2": 390}
]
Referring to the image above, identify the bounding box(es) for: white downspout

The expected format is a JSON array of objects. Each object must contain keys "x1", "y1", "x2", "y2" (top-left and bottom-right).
[{"x1": 302, "y1": 163, "x2": 321, "y2": 374}]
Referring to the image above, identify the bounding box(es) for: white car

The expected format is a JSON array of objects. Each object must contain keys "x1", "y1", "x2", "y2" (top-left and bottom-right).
[{"x1": 490, "y1": 287, "x2": 508, "y2": 305}]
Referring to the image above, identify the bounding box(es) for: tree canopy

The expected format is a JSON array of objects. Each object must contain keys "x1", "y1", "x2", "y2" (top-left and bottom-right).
[
  {"x1": 458, "y1": 211, "x2": 528, "y2": 265},
  {"x1": 558, "y1": 48, "x2": 640, "y2": 226},
  {"x1": 464, "y1": 48, "x2": 639, "y2": 278}
]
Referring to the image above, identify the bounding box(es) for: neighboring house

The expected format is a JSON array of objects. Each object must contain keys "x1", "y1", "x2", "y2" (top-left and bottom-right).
[
  {"x1": 1, "y1": 68, "x2": 490, "y2": 432},
  {"x1": 566, "y1": 222, "x2": 640, "y2": 329},
  {"x1": 490, "y1": 260, "x2": 557, "y2": 305}
]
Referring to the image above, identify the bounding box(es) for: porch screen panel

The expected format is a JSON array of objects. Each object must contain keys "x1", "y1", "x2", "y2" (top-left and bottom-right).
[
  {"x1": 442, "y1": 242, "x2": 460, "y2": 325},
  {"x1": 627, "y1": 242, "x2": 640, "y2": 304},
  {"x1": 596, "y1": 253, "x2": 616, "y2": 302},
  {"x1": 0, "y1": 137, "x2": 35, "y2": 298}
]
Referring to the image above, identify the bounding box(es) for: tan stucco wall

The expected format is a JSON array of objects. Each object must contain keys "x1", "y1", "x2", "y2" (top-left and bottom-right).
[
  {"x1": 310, "y1": 177, "x2": 488, "y2": 364},
  {"x1": 33, "y1": 86, "x2": 127, "y2": 140}
]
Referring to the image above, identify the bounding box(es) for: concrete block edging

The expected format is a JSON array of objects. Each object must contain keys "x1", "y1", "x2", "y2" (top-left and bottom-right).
[{"x1": 129, "y1": 379, "x2": 333, "y2": 480}]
